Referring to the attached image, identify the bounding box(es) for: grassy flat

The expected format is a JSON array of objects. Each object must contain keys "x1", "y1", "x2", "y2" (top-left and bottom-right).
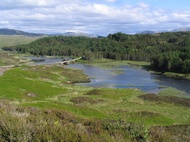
[{"x1": 79, "y1": 58, "x2": 150, "y2": 69}]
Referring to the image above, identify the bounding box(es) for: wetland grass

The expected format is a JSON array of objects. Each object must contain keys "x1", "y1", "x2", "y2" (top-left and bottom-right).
[{"x1": 0, "y1": 58, "x2": 190, "y2": 141}]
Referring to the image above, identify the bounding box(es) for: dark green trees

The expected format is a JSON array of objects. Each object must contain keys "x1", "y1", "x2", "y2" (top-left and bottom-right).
[{"x1": 3, "y1": 31, "x2": 190, "y2": 73}]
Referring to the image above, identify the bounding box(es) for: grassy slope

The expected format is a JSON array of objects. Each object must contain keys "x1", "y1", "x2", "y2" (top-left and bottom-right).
[
  {"x1": 0, "y1": 56, "x2": 190, "y2": 141},
  {"x1": 0, "y1": 35, "x2": 42, "y2": 66},
  {"x1": 0, "y1": 35, "x2": 41, "y2": 48}
]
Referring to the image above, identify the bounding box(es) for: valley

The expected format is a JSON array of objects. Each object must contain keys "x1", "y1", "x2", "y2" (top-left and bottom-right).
[{"x1": 0, "y1": 32, "x2": 190, "y2": 142}]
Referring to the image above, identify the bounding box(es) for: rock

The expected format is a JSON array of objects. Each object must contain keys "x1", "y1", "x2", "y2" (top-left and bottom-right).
[{"x1": 26, "y1": 93, "x2": 37, "y2": 97}]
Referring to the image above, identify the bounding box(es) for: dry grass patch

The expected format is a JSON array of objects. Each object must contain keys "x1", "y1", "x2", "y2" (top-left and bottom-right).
[
  {"x1": 139, "y1": 93, "x2": 190, "y2": 108},
  {"x1": 149, "y1": 124, "x2": 190, "y2": 142},
  {"x1": 70, "y1": 96, "x2": 105, "y2": 104}
]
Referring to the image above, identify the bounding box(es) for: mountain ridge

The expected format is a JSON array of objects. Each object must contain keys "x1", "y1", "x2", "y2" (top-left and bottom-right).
[
  {"x1": 0, "y1": 28, "x2": 103, "y2": 38},
  {"x1": 0, "y1": 28, "x2": 46, "y2": 36},
  {"x1": 1, "y1": 27, "x2": 190, "y2": 37},
  {"x1": 171, "y1": 27, "x2": 190, "y2": 32},
  {"x1": 138, "y1": 27, "x2": 190, "y2": 34},
  {"x1": 53, "y1": 32, "x2": 98, "y2": 38},
  {"x1": 137, "y1": 30, "x2": 155, "y2": 34}
]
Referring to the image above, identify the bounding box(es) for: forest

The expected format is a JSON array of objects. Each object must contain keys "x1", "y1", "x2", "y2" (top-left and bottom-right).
[{"x1": 3, "y1": 31, "x2": 190, "y2": 73}]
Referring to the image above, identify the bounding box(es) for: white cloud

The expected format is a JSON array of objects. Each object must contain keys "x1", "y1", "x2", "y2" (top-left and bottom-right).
[
  {"x1": 172, "y1": 12, "x2": 190, "y2": 21},
  {"x1": 0, "y1": 0, "x2": 190, "y2": 35},
  {"x1": 137, "y1": 2, "x2": 149, "y2": 8},
  {"x1": 1, "y1": 21, "x2": 9, "y2": 24},
  {"x1": 105, "y1": 0, "x2": 117, "y2": 2}
]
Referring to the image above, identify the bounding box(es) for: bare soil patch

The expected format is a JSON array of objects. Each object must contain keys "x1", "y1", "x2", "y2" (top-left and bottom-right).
[{"x1": 0, "y1": 65, "x2": 14, "y2": 76}]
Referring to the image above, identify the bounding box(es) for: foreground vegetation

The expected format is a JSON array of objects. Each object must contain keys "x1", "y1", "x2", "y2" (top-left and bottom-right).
[{"x1": 0, "y1": 58, "x2": 190, "y2": 141}]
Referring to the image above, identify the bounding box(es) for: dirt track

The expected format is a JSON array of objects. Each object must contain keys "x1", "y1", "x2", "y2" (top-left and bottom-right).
[{"x1": 0, "y1": 65, "x2": 15, "y2": 76}]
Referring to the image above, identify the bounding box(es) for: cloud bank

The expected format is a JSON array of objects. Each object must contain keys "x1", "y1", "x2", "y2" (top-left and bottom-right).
[{"x1": 0, "y1": 0, "x2": 190, "y2": 35}]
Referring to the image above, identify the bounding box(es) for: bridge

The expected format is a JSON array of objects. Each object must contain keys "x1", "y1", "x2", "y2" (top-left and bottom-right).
[{"x1": 62, "y1": 57, "x2": 82, "y2": 65}]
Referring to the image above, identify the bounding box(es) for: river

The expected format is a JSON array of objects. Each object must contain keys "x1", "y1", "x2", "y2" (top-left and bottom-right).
[{"x1": 28, "y1": 56, "x2": 190, "y2": 95}]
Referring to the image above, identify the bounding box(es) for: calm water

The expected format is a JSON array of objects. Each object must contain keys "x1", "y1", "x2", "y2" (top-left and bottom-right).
[
  {"x1": 28, "y1": 56, "x2": 190, "y2": 95},
  {"x1": 67, "y1": 64, "x2": 190, "y2": 95},
  {"x1": 27, "y1": 56, "x2": 62, "y2": 65}
]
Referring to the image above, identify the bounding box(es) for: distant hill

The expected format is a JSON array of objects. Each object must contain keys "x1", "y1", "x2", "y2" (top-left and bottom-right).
[
  {"x1": 53, "y1": 32, "x2": 98, "y2": 38},
  {"x1": 171, "y1": 27, "x2": 190, "y2": 32},
  {"x1": 0, "y1": 29, "x2": 104, "y2": 38},
  {"x1": 137, "y1": 30, "x2": 156, "y2": 34},
  {"x1": 97, "y1": 35, "x2": 105, "y2": 38},
  {"x1": 0, "y1": 28, "x2": 46, "y2": 36},
  {"x1": 137, "y1": 28, "x2": 190, "y2": 35}
]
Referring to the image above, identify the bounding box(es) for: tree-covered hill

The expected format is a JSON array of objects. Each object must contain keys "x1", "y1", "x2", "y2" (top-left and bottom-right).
[{"x1": 3, "y1": 31, "x2": 190, "y2": 73}]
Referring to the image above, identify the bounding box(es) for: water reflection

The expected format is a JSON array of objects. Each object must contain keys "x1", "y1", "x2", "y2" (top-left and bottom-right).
[
  {"x1": 26, "y1": 56, "x2": 62, "y2": 65},
  {"x1": 27, "y1": 56, "x2": 190, "y2": 96},
  {"x1": 68, "y1": 64, "x2": 190, "y2": 95},
  {"x1": 151, "y1": 74, "x2": 190, "y2": 94}
]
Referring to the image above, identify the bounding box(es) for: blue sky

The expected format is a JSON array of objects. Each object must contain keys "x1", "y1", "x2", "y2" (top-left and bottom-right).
[
  {"x1": 0, "y1": 0, "x2": 190, "y2": 35},
  {"x1": 99, "y1": 0, "x2": 190, "y2": 10}
]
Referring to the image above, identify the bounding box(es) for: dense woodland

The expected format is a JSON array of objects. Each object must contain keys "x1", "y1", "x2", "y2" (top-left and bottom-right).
[{"x1": 3, "y1": 32, "x2": 190, "y2": 73}]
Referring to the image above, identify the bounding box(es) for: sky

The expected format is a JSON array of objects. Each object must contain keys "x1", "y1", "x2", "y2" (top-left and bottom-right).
[{"x1": 0, "y1": 0, "x2": 190, "y2": 36}]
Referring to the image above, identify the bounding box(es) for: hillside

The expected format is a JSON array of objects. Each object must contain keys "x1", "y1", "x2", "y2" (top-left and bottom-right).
[
  {"x1": 0, "y1": 28, "x2": 46, "y2": 36},
  {"x1": 62, "y1": 32, "x2": 98, "y2": 38},
  {"x1": 0, "y1": 35, "x2": 42, "y2": 48},
  {"x1": 172, "y1": 27, "x2": 190, "y2": 32},
  {"x1": 138, "y1": 30, "x2": 155, "y2": 34},
  {"x1": 0, "y1": 28, "x2": 100, "y2": 38},
  {"x1": 6, "y1": 31, "x2": 190, "y2": 73}
]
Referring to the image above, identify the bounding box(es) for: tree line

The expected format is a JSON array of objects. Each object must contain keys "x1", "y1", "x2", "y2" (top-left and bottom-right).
[{"x1": 3, "y1": 31, "x2": 190, "y2": 73}]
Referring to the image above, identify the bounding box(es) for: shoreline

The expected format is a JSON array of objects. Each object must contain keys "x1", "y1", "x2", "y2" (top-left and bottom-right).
[{"x1": 78, "y1": 58, "x2": 190, "y2": 81}]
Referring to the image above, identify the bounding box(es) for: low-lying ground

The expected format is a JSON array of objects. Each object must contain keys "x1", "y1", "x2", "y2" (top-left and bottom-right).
[
  {"x1": 79, "y1": 58, "x2": 150, "y2": 70},
  {"x1": 0, "y1": 60, "x2": 190, "y2": 141},
  {"x1": 0, "y1": 52, "x2": 19, "y2": 66}
]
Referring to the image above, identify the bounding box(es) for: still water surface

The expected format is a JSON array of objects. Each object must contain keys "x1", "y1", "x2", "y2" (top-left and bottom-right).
[
  {"x1": 27, "y1": 56, "x2": 62, "y2": 65},
  {"x1": 68, "y1": 64, "x2": 190, "y2": 95},
  {"x1": 29, "y1": 56, "x2": 190, "y2": 95}
]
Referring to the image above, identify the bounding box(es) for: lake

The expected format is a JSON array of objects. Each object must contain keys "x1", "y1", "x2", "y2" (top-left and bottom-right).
[
  {"x1": 26, "y1": 56, "x2": 63, "y2": 65},
  {"x1": 28, "y1": 56, "x2": 190, "y2": 95},
  {"x1": 67, "y1": 64, "x2": 190, "y2": 95}
]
